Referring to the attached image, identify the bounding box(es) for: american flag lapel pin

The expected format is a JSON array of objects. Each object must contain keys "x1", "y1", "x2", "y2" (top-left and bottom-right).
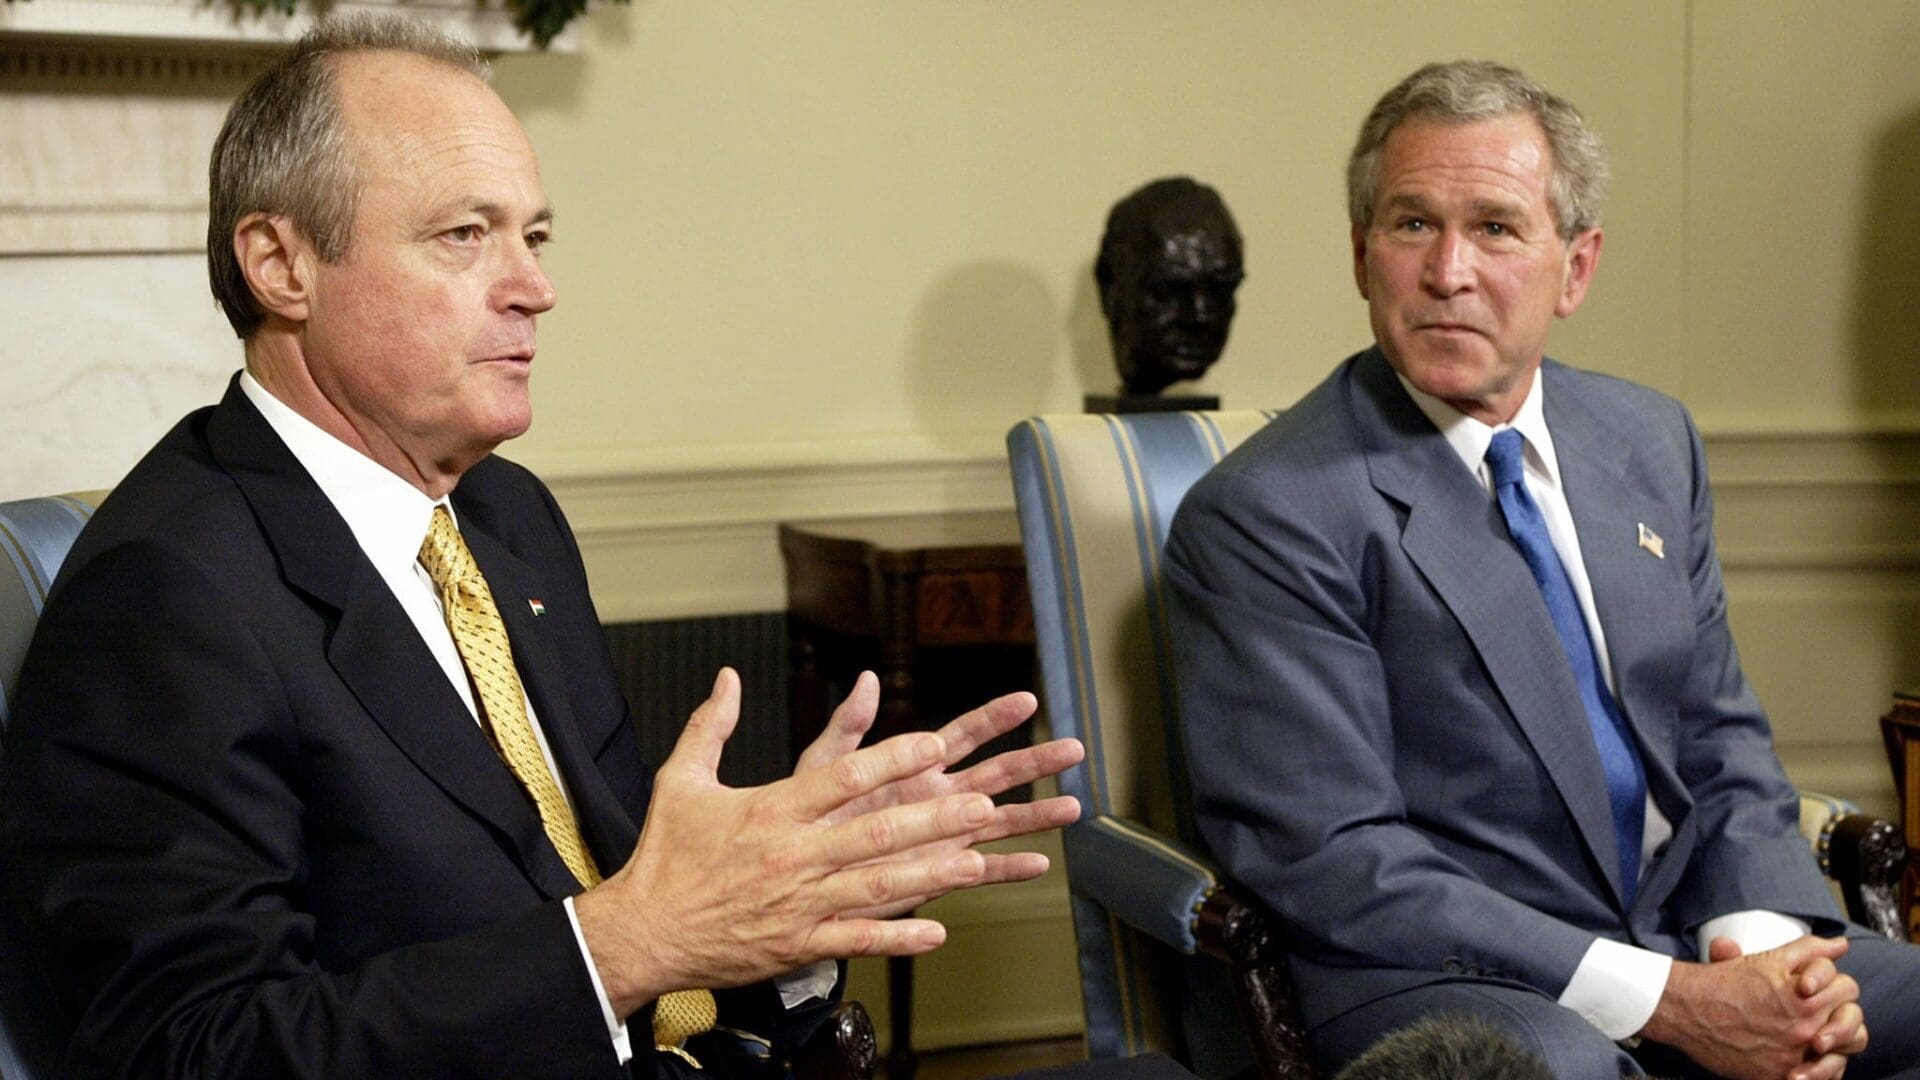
[
  {"x1": 1636, "y1": 523, "x2": 1664, "y2": 559},
  {"x1": 528, "y1": 599, "x2": 546, "y2": 616}
]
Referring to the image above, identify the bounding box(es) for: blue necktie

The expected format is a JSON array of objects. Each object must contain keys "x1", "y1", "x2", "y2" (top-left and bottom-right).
[{"x1": 1486, "y1": 429, "x2": 1647, "y2": 906}]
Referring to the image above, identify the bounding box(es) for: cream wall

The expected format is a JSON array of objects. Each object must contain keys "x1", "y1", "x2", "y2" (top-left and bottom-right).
[{"x1": 495, "y1": 2, "x2": 1691, "y2": 471}]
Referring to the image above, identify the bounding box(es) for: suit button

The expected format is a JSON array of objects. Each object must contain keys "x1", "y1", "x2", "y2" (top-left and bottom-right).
[{"x1": 1442, "y1": 957, "x2": 1464, "y2": 974}]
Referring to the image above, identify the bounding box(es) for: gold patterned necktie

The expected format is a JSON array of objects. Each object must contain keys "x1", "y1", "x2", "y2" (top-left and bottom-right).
[{"x1": 417, "y1": 507, "x2": 717, "y2": 1054}]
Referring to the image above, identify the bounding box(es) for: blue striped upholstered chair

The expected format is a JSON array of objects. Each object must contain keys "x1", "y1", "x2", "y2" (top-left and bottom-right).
[
  {"x1": 1007, "y1": 412, "x2": 1904, "y2": 1080},
  {"x1": 1, "y1": 491, "x2": 107, "y2": 1080},
  {"x1": 1009, "y1": 411, "x2": 1312, "y2": 1079}
]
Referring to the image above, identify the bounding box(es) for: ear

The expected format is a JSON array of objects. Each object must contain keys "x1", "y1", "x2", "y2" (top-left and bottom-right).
[
  {"x1": 1554, "y1": 227, "x2": 1603, "y2": 318},
  {"x1": 234, "y1": 212, "x2": 316, "y2": 325},
  {"x1": 1350, "y1": 223, "x2": 1371, "y2": 300}
]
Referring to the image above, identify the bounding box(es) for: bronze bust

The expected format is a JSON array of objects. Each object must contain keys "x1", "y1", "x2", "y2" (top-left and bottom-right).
[{"x1": 1094, "y1": 177, "x2": 1245, "y2": 399}]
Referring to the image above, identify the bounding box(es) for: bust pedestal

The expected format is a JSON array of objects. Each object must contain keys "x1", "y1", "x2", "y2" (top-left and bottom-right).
[{"x1": 1083, "y1": 392, "x2": 1220, "y2": 414}]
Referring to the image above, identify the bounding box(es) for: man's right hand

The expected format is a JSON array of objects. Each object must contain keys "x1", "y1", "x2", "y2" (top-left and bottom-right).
[
  {"x1": 574, "y1": 668, "x2": 1073, "y2": 1017},
  {"x1": 1640, "y1": 934, "x2": 1866, "y2": 1080}
]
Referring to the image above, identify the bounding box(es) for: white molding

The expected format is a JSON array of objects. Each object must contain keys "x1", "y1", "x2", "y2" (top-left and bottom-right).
[
  {"x1": 1699, "y1": 429, "x2": 1920, "y2": 488},
  {"x1": 542, "y1": 441, "x2": 1018, "y2": 622},
  {"x1": 1706, "y1": 430, "x2": 1920, "y2": 571},
  {"x1": 547, "y1": 427, "x2": 1920, "y2": 622}
]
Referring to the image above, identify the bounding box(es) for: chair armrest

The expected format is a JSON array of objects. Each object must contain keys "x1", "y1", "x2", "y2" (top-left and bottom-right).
[
  {"x1": 1066, "y1": 816, "x2": 1321, "y2": 1080},
  {"x1": 1827, "y1": 814, "x2": 1907, "y2": 941},
  {"x1": 1193, "y1": 888, "x2": 1320, "y2": 1080},
  {"x1": 788, "y1": 1001, "x2": 877, "y2": 1080},
  {"x1": 1063, "y1": 815, "x2": 1220, "y2": 953},
  {"x1": 1800, "y1": 791, "x2": 1908, "y2": 941}
]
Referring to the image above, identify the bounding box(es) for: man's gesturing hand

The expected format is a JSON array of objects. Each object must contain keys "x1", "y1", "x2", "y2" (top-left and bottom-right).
[
  {"x1": 575, "y1": 668, "x2": 1083, "y2": 1017},
  {"x1": 1642, "y1": 934, "x2": 1864, "y2": 1080},
  {"x1": 793, "y1": 671, "x2": 1085, "y2": 917}
]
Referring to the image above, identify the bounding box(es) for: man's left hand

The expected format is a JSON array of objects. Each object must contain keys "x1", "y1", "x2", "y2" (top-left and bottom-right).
[
  {"x1": 793, "y1": 671, "x2": 1084, "y2": 917},
  {"x1": 1707, "y1": 936, "x2": 1870, "y2": 1078}
]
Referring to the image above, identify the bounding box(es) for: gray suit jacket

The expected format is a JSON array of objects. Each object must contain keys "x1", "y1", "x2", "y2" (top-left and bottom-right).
[{"x1": 1164, "y1": 348, "x2": 1841, "y2": 1030}]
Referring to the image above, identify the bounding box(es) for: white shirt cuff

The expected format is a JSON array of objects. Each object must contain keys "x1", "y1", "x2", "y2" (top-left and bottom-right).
[
  {"x1": 775, "y1": 959, "x2": 840, "y2": 1008},
  {"x1": 564, "y1": 896, "x2": 634, "y2": 1066},
  {"x1": 1696, "y1": 909, "x2": 1811, "y2": 958},
  {"x1": 1557, "y1": 937, "x2": 1672, "y2": 1041}
]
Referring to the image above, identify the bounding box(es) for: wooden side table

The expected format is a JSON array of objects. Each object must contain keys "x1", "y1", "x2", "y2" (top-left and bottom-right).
[
  {"x1": 1881, "y1": 690, "x2": 1920, "y2": 941},
  {"x1": 779, "y1": 512, "x2": 1036, "y2": 1080}
]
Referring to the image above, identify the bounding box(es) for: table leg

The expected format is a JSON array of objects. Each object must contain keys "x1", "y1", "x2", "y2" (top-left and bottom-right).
[
  {"x1": 1907, "y1": 740, "x2": 1920, "y2": 941},
  {"x1": 886, "y1": 951, "x2": 916, "y2": 1080},
  {"x1": 872, "y1": 566, "x2": 919, "y2": 1078}
]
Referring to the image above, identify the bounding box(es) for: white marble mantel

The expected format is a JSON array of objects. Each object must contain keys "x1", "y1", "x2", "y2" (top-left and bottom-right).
[
  {"x1": 0, "y1": 0, "x2": 572, "y2": 52},
  {"x1": 0, "y1": 0, "x2": 573, "y2": 499},
  {"x1": 0, "y1": 0, "x2": 570, "y2": 256}
]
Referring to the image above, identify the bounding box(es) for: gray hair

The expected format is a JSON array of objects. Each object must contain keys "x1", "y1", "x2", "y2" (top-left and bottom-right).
[
  {"x1": 1346, "y1": 60, "x2": 1607, "y2": 242},
  {"x1": 206, "y1": 13, "x2": 489, "y2": 338}
]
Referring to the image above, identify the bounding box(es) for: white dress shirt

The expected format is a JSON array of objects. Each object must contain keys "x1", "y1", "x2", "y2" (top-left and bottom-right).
[
  {"x1": 1398, "y1": 369, "x2": 1808, "y2": 1040},
  {"x1": 240, "y1": 373, "x2": 642, "y2": 1063}
]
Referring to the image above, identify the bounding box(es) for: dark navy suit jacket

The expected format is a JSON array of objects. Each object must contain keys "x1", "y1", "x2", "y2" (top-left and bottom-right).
[{"x1": 0, "y1": 378, "x2": 827, "y2": 1077}]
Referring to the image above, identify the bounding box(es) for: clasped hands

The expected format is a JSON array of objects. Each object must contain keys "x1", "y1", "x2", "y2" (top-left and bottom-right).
[
  {"x1": 577, "y1": 668, "x2": 1084, "y2": 1017},
  {"x1": 1644, "y1": 933, "x2": 1869, "y2": 1080}
]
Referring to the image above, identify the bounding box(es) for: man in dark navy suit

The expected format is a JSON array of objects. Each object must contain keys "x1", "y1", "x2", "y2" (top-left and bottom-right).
[{"x1": 0, "y1": 15, "x2": 1082, "y2": 1078}]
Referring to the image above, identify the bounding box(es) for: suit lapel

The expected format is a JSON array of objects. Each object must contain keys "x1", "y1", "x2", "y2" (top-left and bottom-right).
[
  {"x1": 203, "y1": 381, "x2": 582, "y2": 900},
  {"x1": 460, "y1": 522, "x2": 640, "y2": 877},
  {"x1": 1347, "y1": 352, "x2": 1630, "y2": 903},
  {"x1": 1543, "y1": 368, "x2": 1696, "y2": 855}
]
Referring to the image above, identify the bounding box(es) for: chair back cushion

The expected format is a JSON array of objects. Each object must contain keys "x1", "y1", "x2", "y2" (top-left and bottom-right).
[
  {"x1": 0, "y1": 493, "x2": 105, "y2": 743},
  {"x1": 1010, "y1": 412, "x2": 1273, "y2": 837},
  {"x1": 0, "y1": 490, "x2": 107, "y2": 1080},
  {"x1": 1008, "y1": 411, "x2": 1273, "y2": 1068}
]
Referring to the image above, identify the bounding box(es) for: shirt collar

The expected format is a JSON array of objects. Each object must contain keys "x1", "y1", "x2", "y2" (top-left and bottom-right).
[
  {"x1": 240, "y1": 371, "x2": 448, "y2": 578},
  {"x1": 1395, "y1": 365, "x2": 1561, "y2": 489}
]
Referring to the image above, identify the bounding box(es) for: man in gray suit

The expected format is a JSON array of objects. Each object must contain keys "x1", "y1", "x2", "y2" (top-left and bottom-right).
[{"x1": 1165, "y1": 60, "x2": 1920, "y2": 1079}]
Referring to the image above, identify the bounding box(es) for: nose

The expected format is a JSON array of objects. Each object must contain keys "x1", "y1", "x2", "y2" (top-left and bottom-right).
[
  {"x1": 1181, "y1": 286, "x2": 1228, "y2": 324},
  {"x1": 1422, "y1": 229, "x2": 1473, "y2": 297},
  {"x1": 499, "y1": 244, "x2": 557, "y2": 316}
]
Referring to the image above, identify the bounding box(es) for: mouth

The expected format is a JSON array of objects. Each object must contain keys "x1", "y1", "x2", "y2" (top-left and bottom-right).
[
  {"x1": 481, "y1": 347, "x2": 535, "y2": 370},
  {"x1": 1162, "y1": 334, "x2": 1224, "y2": 357},
  {"x1": 1413, "y1": 321, "x2": 1486, "y2": 339}
]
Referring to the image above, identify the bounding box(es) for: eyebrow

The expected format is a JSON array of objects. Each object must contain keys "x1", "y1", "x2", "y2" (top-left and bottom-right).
[
  {"x1": 463, "y1": 201, "x2": 555, "y2": 229},
  {"x1": 1379, "y1": 192, "x2": 1528, "y2": 220},
  {"x1": 1380, "y1": 192, "x2": 1433, "y2": 216},
  {"x1": 1469, "y1": 197, "x2": 1526, "y2": 219}
]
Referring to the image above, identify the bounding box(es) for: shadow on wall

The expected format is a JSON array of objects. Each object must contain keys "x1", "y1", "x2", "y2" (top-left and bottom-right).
[
  {"x1": 1848, "y1": 102, "x2": 1920, "y2": 421},
  {"x1": 1067, "y1": 256, "x2": 1116, "y2": 399},
  {"x1": 904, "y1": 259, "x2": 1060, "y2": 448},
  {"x1": 1848, "y1": 101, "x2": 1920, "y2": 690}
]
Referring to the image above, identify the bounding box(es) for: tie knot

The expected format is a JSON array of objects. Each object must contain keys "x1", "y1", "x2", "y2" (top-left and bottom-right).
[
  {"x1": 417, "y1": 506, "x2": 475, "y2": 592},
  {"x1": 1485, "y1": 429, "x2": 1528, "y2": 490}
]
